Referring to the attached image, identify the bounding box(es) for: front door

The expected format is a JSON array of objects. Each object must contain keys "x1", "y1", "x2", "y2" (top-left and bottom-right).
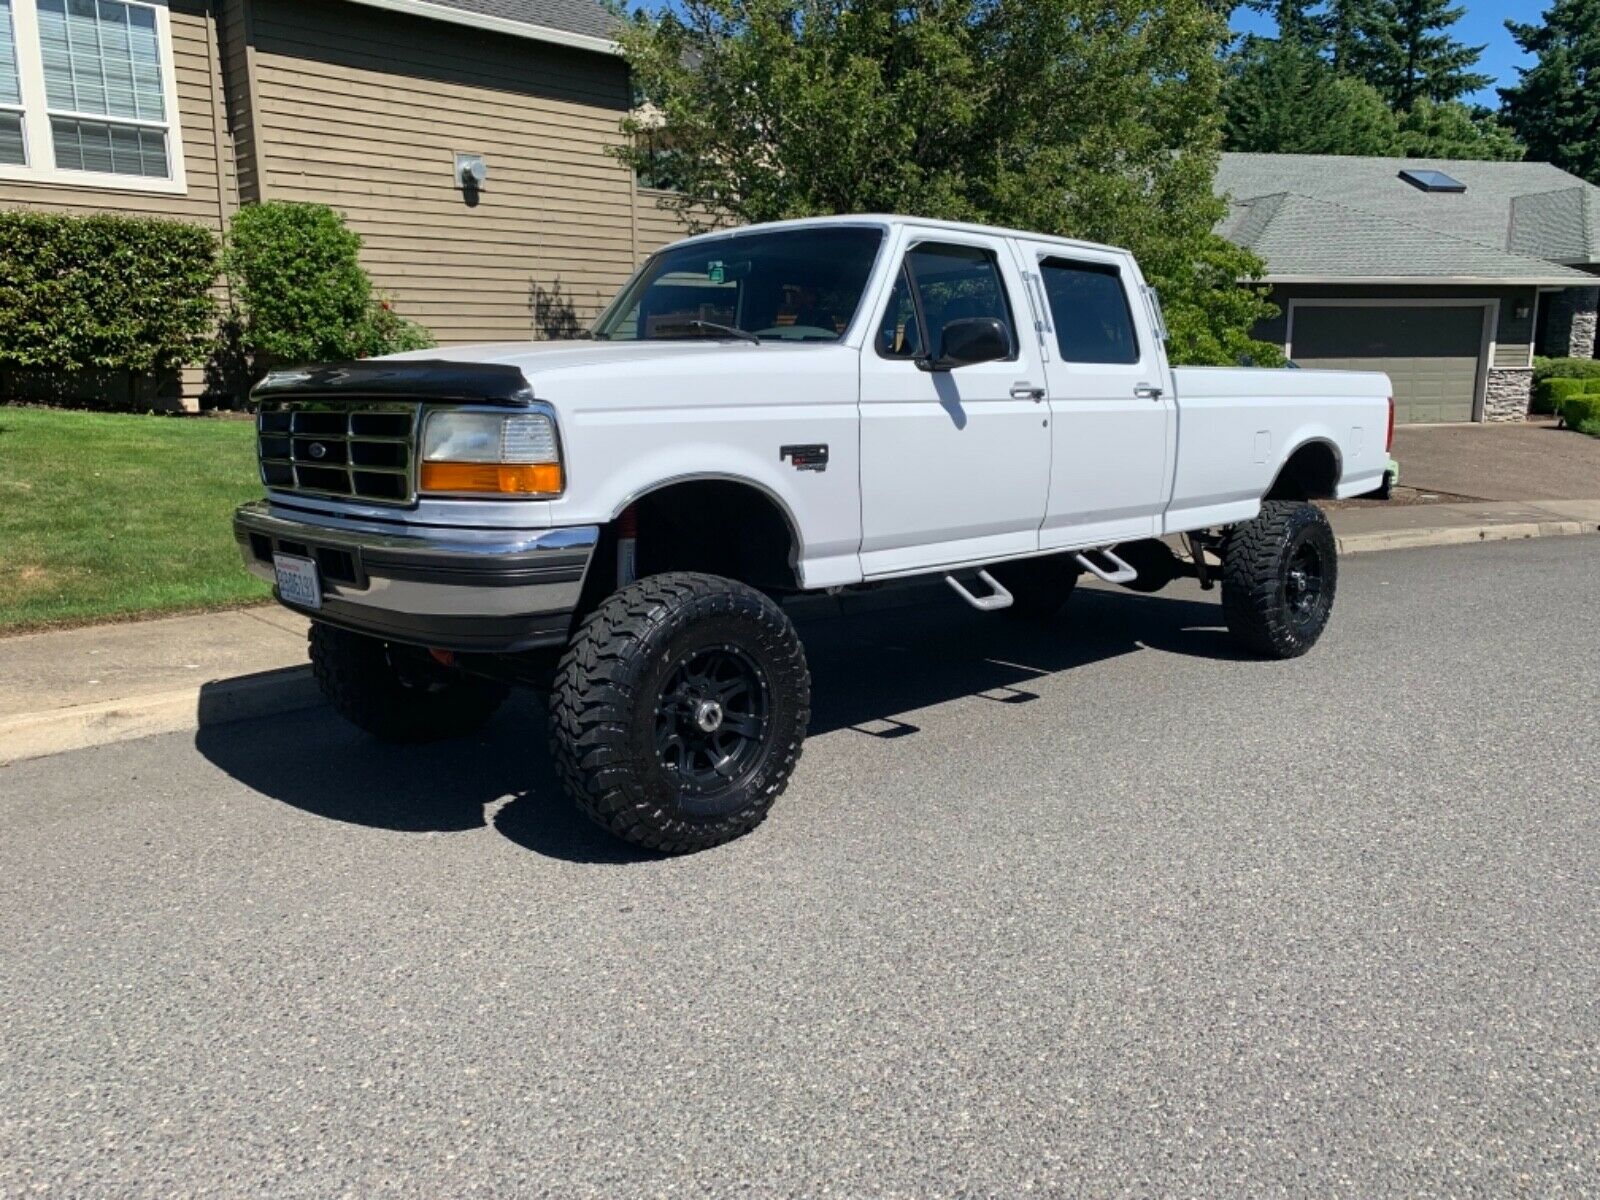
[
  {"x1": 1013, "y1": 243, "x2": 1175, "y2": 550},
  {"x1": 857, "y1": 231, "x2": 1051, "y2": 577}
]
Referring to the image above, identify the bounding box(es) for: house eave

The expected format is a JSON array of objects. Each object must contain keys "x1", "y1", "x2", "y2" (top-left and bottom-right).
[
  {"x1": 1253, "y1": 274, "x2": 1594, "y2": 288},
  {"x1": 340, "y1": 0, "x2": 620, "y2": 55}
]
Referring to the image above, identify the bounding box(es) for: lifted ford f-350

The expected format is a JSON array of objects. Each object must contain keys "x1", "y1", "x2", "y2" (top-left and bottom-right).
[{"x1": 234, "y1": 215, "x2": 1393, "y2": 853}]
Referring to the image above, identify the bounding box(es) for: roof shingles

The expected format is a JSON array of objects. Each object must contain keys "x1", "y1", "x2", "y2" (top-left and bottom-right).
[
  {"x1": 410, "y1": 0, "x2": 612, "y2": 42},
  {"x1": 1216, "y1": 153, "x2": 1600, "y2": 283}
]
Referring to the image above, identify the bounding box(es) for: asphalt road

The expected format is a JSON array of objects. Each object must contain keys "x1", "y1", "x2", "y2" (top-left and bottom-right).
[{"x1": 3, "y1": 538, "x2": 1598, "y2": 1198}]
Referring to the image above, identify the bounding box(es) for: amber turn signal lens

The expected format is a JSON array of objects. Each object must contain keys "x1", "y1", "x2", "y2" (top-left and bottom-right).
[{"x1": 419, "y1": 461, "x2": 563, "y2": 495}]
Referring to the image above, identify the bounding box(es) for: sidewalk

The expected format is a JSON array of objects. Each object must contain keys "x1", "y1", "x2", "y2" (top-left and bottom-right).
[
  {"x1": 3, "y1": 498, "x2": 1597, "y2": 765},
  {"x1": 0, "y1": 608, "x2": 319, "y2": 766},
  {"x1": 1328, "y1": 497, "x2": 1600, "y2": 553}
]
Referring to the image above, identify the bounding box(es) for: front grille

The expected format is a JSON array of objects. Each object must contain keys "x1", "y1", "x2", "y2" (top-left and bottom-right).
[{"x1": 257, "y1": 400, "x2": 418, "y2": 505}]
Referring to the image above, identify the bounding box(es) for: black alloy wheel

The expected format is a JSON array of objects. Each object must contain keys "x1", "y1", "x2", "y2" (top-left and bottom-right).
[
  {"x1": 653, "y1": 644, "x2": 773, "y2": 808},
  {"x1": 1283, "y1": 538, "x2": 1328, "y2": 633}
]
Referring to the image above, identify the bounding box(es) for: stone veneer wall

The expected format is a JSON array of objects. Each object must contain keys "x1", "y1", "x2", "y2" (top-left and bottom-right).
[
  {"x1": 1485, "y1": 368, "x2": 1533, "y2": 421},
  {"x1": 1545, "y1": 287, "x2": 1599, "y2": 359},
  {"x1": 1571, "y1": 290, "x2": 1597, "y2": 359}
]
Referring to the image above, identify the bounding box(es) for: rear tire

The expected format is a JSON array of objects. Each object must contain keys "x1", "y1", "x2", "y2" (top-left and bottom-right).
[
  {"x1": 308, "y1": 623, "x2": 509, "y2": 742},
  {"x1": 989, "y1": 555, "x2": 1080, "y2": 620},
  {"x1": 1220, "y1": 501, "x2": 1337, "y2": 658},
  {"x1": 548, "y1": 572, "x2": 810, "y2": 854}
]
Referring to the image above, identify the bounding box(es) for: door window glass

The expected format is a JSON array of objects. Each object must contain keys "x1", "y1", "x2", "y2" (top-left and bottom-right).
[
  {"x1": 1040, "y1": 259, "x2": 1140, "y2": 364},
  {"x1": 878, "y1": 242, "x2": 1016, "y2": 361}
]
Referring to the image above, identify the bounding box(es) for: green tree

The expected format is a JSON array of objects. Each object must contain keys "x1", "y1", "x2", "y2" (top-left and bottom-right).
[
  {"x1": 1224, "y1": 36, "x2": 1401, "y2": 154},
  {"x1": 615, "y1": 0, "x2": 1281, "y2": 366},
  {"x1": 1223, "y1": 38, "x2": 1524, "y2": 159},
  {"x1": 1355, "y1": 0, "x2": 1490, "y2": 108},
  {"x1": 1499, "y1": 0, "x2": 1600, "y2": 184},
  {"x1": 1319, "y1": 0, "x2": 1380, "y2": 73},
  {"x1": 1395, "y1": 100, "x2": 1524, "y2": 159},
  {"x1": 1238, "y1": 0, "x2": 1325, "y2": 50}
]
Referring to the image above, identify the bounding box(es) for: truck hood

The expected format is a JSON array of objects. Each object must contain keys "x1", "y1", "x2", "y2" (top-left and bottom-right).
[
  {"x1": 376, "y1": 338, "x2": 839, "y2": 418},
  {"x1": 381, "y1": 339, "x2": 762, "y2": 378}
]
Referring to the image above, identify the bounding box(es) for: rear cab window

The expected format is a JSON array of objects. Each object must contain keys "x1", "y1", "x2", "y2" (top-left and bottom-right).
[{"x1": 1038, "y1": 258, "x2": 1140, "y2": 365}]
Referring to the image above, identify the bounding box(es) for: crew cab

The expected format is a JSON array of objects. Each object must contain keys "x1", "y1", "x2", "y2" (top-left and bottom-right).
[{"x1": 234, "y1": 215, "x2": 1393, "y2": 853}]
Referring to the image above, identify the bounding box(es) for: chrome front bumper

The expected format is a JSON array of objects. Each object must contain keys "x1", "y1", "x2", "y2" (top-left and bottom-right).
[{"x1": 233, "y1": 499, "x2": 598, "y2": 652}]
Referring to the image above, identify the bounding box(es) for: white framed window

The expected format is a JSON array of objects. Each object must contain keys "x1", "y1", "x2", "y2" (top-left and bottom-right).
[
  {"x1": 1, "y1": 0, "x2": 26, "y2": 165},
  {"x1": 0, "y1": 0, "x2": 185, "y2": 191}
]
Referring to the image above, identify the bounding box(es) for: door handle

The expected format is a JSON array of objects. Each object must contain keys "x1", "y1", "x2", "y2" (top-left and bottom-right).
[
  {"x1": 1134, "y1": 382, "x2": 1164, "y2": 400},
  {"x1": 1010, "y1": 383, "x2": 1046, "y2": 401}
]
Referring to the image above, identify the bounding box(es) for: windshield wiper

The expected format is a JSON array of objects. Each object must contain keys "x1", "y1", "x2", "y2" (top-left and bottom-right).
[{"x1": 659, "y1": 320, "x2": 761, "y2": 345}]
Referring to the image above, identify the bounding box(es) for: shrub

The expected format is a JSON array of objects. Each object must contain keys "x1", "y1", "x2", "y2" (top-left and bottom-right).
[
  {"x1": 1558, "y1": 393, "x2": 1600, "y2": 429},
  {"x1": 1534, "y1": 375, "x2": 1594, "y2": 414},
  {"x1": 223, "y1": 201, "x2": 433, "y2": 368},
  {"x1": 1532, "y1": 356, "x2": 1600, "y2": 384},
  {"x1": 0, "y1": 211, "x2": 217, "y2": 377},
  {"x1": 354, "y1": 296, "x2": 436, "y2": 358}
]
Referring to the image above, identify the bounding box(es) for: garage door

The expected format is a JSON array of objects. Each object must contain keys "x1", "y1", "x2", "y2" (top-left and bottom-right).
[{"x1": 1291, "y1": 305, "x2": 1485, "y2": 424}]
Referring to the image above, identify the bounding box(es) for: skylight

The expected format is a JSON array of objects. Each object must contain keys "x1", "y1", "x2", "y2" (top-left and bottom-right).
[{"x1": 1399, "y1": 168, "x2": 1466, "y2": 194}]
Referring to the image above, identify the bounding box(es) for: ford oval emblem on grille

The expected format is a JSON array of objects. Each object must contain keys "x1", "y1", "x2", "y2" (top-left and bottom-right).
[{"x1": 309, "y1": 441, "x2": 328, "y2": 460}]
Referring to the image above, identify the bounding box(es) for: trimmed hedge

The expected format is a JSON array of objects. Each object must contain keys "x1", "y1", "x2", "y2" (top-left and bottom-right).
[
  {"x1": 0, "y1": 211, "x2": 218, "y2": 376},
  {"x1": 1533, "y1": 356, "x2": 1600, "y2": 384},
  {"x1": 223, "y1": 201, "x2": 433, "y2": 368},
  {"x1": 1558, "y1": 391, "x2": 1600, "y2": 430},
  {"x1": 1536, "y1": 375, "x2": 1595, "y2": 414}
]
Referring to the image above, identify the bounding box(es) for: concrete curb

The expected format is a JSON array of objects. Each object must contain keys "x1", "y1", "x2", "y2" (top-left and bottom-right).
[
  {"x1": 1337, "y1": 518, "x2": 1597, "y2": 555},
  {"x1": 0, "y1": 666, "x2": 320, "y2": 766},
  {"x1": 3, "y1": 517, "x2": 1595, "y2": 767}
]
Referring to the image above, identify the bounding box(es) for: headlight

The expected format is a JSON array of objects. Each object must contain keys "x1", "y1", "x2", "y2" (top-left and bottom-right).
[{"x1": 419, "y1": 409, "x2": 563, "y2": 497}]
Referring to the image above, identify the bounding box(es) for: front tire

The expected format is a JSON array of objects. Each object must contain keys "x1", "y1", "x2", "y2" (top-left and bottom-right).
[
  {"x1": 1220, "y1": 501, "x2": 1338, "y2": 658},
  {"x1": 308, "y1": 623, "x2": 509, "y2": 742},
  {"x1": 548, "y1": 572, "x2": 810, "y2": 854}
]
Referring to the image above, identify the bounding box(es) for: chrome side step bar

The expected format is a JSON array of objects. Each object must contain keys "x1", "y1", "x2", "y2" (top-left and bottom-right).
[
  {"x1": 1073, "y1": 548, "x2": 1139, "y2": 585},
  {"x1": 945, "y1": 569, "x2": 1014, "y2": 612}
]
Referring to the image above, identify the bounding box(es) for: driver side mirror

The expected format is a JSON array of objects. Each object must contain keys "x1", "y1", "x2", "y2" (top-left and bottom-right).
[{"x1": 921, "y1": 317, "x2": 1011, "y2": 371}]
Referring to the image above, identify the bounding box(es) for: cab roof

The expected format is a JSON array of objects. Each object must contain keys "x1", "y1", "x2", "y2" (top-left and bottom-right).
[{"x1": 664, "y1": 214, "x2": 1129, "y2": 260}]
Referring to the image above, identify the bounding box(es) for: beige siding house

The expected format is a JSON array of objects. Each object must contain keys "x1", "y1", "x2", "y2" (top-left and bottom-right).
[{"x1": 0, "y1": 0, "x2": 688, "y2": 405}]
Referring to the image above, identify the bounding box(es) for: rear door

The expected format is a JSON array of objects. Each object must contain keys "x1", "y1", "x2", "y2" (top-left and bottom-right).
[
  {"x1": 857, "y1": 227, "x2": 1052, "y2": 576},
  {"x1": 1011, "y1": 242, "x2": 1175, "y2": 549}
]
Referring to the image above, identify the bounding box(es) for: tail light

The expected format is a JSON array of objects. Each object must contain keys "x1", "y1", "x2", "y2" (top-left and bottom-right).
[{"x1": 1385, "y1": 396, "x2": 1395, "y2": 452}]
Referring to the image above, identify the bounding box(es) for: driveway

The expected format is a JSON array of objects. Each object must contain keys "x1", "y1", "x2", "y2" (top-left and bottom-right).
[
  {"x1": 3, "y1": 539, "x2": 1597, "y2": 1197},
  {"x1": 1393, "y1": 421, "x2": 1600, "y2": 500}
]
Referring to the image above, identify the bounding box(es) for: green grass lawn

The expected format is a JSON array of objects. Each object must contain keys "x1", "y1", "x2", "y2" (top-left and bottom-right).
[{"x1": 0, "y1": 406, "x2": 268, "y2": 631}]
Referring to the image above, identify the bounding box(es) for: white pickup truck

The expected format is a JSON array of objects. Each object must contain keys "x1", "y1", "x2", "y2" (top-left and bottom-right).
[{"x1": 235, "y1": 215, "x2": 1392, "y2": 852}]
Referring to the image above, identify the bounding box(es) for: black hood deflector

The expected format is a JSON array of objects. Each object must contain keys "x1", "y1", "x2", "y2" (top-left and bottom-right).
[{"x1": 251, "y1": 360, "x2": 535, "y2": 407}]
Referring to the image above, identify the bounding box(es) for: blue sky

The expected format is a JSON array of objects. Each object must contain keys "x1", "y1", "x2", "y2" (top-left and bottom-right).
[{"x1": 1229, "y1": 0, "x2": 1551, "y2": 107}]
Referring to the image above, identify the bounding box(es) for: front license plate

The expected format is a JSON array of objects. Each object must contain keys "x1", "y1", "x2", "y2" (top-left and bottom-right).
[{"x1": 273, "y1": 552, "x2": 322, "y2": 611}]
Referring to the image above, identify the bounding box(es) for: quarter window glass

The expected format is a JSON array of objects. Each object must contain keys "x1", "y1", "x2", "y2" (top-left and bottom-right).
[
  {"x1": 876, "y1": 266, "x2": 923, "y2": 358},
  {"x1": 1040, "y1": 259, "x2": 1140, "y2": 365},
  {"x1": 903, "y1": 242, "x2": 1015, "y2": 361}
]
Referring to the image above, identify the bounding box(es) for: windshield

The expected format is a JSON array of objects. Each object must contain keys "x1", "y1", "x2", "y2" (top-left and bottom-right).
[{"x1": 591, "y1": 226, "x2": 885, "y2": 343}]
